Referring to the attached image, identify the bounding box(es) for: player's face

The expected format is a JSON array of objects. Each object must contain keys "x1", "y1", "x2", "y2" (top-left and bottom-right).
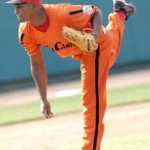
[{"x1": 14, "y1": 3, "x2": 34, "y2": 22}]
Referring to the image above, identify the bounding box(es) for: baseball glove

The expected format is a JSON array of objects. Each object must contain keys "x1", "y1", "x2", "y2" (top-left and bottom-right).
[{"x1": 62, "y1": 26, "x2": 98, "y2": 54}]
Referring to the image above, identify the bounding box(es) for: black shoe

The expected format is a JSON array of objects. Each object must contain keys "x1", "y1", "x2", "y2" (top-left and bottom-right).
[{"x1": 114, "y1": 1, "x2": 136, "y2": 20}]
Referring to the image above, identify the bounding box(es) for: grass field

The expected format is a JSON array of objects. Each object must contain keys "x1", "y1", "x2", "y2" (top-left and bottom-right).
[
  {"x1": 102, "y1": 136, "x2": 150, "y2": 150},
  {"x1": 0, "y1": 83, "x2": 150, "y2": 126},
  {"x1": 0, "y1": 83, "x2": 150, "y2": 150}
]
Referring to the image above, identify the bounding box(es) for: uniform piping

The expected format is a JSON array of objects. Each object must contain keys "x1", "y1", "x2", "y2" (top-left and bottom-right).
[{"x1": 93, "y1": 47, "x2": 100, "y2": 150}]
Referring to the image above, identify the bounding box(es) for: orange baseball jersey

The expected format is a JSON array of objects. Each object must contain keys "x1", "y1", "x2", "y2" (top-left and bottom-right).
[{"x1": 18, "y1": 3, "x2": 99, "y2": 57}]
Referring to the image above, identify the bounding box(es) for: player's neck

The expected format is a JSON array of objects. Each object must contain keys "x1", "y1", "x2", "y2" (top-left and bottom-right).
[{"x1": 30, "y1": 7, "x2": 46, "y2": 27}]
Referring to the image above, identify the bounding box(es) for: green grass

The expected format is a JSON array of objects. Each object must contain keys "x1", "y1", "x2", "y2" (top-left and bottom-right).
[
  {"x1": 0, "y1": 83, "x2": 150, "y2": 126},
  {"x1": 102, "y1": 136, "x2": 150, "y2": 150},
  {"x1": 0, "y1": 95, "x2": 82, "y2": 126},
  {"x1": 107, "y1": 83, "x2": 150, "y2": 106}
]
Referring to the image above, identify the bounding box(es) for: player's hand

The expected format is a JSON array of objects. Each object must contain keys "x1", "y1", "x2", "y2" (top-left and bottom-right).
[{"x1": 40, "y1": 100, "x2": 53, "y2": 119}]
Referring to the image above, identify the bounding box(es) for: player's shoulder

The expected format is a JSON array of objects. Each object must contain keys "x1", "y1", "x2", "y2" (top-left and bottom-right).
[
  {"x1": 43, "y1": 3, "x2": 73, "y2": 7},
  {"x1": 19, "y1": 22, "x2": 27, "y2": 29},
  {"x1": 42, "y1": 3, "x2": 80, "y2": 11},
  {"x1": 18, "y1": 22, "x2": 32, "y2": 35},
  {"x1": 19, "y1": 22, "x2": 26, "y2": 33}
]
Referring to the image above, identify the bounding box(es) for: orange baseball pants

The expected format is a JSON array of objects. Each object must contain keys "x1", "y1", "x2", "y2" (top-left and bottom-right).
[{"x1": 79, "y1": 12, "x2": 125, "y2": 150}]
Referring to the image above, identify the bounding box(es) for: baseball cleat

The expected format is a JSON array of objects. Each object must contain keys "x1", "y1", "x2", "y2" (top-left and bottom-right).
[{"x1": 114, "y1": 1, "x2": 136, "y2": 20}]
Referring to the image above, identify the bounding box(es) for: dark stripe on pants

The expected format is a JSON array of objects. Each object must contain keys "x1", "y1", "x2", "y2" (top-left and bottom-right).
[{"x1": 93, "y1": 47, "x2": 100, "y2": 150}]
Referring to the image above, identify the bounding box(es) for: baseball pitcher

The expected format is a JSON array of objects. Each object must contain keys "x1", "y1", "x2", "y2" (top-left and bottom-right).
[{"x1": 5, "y1": 0, "x2": 136, "y2": 149}]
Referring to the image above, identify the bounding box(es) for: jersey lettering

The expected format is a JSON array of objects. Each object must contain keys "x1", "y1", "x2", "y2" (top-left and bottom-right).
[{"x1": 54, "y1": 42, "x2": 75, "y2": 51}]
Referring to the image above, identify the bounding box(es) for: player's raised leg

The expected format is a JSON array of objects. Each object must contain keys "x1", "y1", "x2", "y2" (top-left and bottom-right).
[
  {"x1": 106, "y1": 0, "x2": 136, "y2": 68},
  {"x1": 113, "y1": 0, "x2": 136, "y2": 20}
]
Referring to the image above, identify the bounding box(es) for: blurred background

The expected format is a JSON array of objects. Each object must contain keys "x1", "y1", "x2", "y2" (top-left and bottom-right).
[{"x1": 0, "y1": 0, "x2": 150, "y2": 84}]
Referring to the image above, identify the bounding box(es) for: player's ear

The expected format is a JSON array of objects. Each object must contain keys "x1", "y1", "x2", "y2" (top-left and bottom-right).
[
  {"x1": 32, "y1": 3, "x2": 42, "y2": 10},
  {"x1": 31, "y1": 3, "x2": 35, "y2": 9}
]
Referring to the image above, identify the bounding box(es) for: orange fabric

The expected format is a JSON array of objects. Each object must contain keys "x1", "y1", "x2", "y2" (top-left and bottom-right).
[
  {"x1": 18, "y1": 3, "x2": 99, "y2": 57},
  {"x1": 105, "y1": 12, "x2": 125, "y2": 68},
  {"x1": 18, "y1": 4, "x2": 124, "y2": 149},
  {"x1": 80, "y1": 13, "x2": 124, "y2": 150}
]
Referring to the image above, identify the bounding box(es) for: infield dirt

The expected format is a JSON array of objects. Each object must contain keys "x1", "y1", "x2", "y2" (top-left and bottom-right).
[{"x1": 0, "y1": 67, "x2": 150, "y2": 150}]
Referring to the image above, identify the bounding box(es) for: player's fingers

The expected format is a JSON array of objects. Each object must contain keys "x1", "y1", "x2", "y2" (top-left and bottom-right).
[{"x1": 43, "y1": 110, "x2": 53, "y2": 119}]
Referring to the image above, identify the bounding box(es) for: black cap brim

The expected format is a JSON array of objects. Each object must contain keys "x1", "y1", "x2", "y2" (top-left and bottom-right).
[{"x1": 5, "y1": 0, "x2": 25, "y2": 4}]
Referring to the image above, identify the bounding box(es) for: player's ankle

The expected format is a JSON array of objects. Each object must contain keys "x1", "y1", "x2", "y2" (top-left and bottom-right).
[
  {"x1": 118, "y1": 12, "x2": 126, "y2": 20},
  {"x1": 113, "y1": 1, "x2": 136, "y2": 20}
]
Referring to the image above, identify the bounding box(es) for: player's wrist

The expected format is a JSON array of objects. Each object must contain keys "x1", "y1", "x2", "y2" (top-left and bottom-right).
[
  {"x1": 91, "y1": 33, "x2": 98, "y2": 40},
  {"x1": 40, "y1": 97, "x2": 48, "y2": 103}
]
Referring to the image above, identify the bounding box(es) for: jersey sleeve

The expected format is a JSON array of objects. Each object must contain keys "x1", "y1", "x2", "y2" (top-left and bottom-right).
[
  {"x1": 66, "y1": 4, "x2": 99, "y2": 29},
  {"x1": 18, "y1": 23, "x2": 41, "y2": 57}
]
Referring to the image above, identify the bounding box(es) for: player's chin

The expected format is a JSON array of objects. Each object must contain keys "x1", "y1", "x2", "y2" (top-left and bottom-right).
[{"x1": 17, "y1": 17, "x2": 26, "y2": 23}]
